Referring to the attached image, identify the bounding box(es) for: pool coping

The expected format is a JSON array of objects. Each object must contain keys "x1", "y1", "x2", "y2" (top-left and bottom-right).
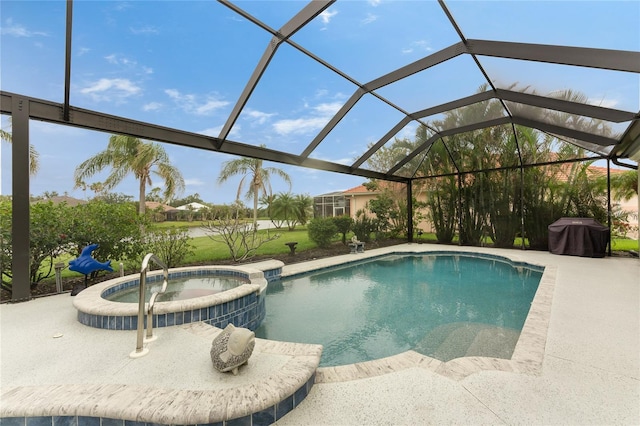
[
  {"x1": 279, "y1": 245, "x2": 557, "y2": 382},
  {"x1": 73, "y1": 265, "x2": 270, "y2": 317}
]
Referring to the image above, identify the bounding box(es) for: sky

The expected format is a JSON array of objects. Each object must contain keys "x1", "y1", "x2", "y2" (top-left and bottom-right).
[{"x1": 1, "y1": 0, "x2": 638, "y2": 204}]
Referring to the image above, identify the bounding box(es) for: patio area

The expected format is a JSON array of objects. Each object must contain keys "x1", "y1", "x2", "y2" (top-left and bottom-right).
[{"x1": 1, "y1": 244, "x2": 638, "y2": 425}]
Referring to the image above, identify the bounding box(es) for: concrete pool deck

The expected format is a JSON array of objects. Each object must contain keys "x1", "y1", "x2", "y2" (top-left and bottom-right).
[{"x1": 1, "y1": 244, "x2": 639, "y2": 424}]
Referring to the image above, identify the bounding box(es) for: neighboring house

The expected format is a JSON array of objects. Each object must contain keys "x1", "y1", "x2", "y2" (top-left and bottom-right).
[
  {"x1": 176, "y1": 202, "x2": 207, "y2": 211},
  {"x1": 313, "y1": 191, "x2": 355, "y2": 218},
  {"x1": 314, "y1": 185, "x2": 383, "y2": 219},
  {"x1": 145, "y1": 202, "x2": 180, "y2": 221}
]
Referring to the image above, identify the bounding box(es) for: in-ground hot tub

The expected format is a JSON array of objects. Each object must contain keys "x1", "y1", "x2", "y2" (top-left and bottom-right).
[{"x1": 73, "y1": 263, "x2": 283, "y2": 331}]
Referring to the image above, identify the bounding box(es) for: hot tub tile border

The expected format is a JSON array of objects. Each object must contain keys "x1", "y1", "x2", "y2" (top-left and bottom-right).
[{"x1": 74, "y1": 265, "x2": 277, "y2": 332}]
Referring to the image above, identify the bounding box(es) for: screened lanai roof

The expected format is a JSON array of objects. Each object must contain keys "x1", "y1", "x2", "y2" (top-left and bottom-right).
[{"x1": 2, "y1": 0, "x2": 640, "y2": 186}]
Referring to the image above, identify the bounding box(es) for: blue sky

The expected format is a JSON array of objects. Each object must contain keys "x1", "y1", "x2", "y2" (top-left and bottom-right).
[{"x1": 1, "y1": 1, "x2": 638, "y2": 203}]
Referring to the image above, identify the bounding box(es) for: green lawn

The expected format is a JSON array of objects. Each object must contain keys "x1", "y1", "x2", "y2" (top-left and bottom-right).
[
  {"x1": 33, "y1": 229, "x2": 640, "y2": 284},
  {"x1": 184, "y1": 228, "x2": 318, "y2": 263},
  {"x1": 416, "y1": 232, "x2": 638, "y2": 252}
]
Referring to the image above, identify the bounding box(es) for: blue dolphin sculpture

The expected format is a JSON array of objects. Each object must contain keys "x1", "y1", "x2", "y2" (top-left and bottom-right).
[{"x1": 69, "y1": 243, "x2": 113, "y2": 275}]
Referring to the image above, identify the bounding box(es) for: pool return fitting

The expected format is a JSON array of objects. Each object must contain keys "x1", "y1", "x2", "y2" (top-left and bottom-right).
[{"x1": 130, "y1": 253, "x2": 169, "y2": 359}]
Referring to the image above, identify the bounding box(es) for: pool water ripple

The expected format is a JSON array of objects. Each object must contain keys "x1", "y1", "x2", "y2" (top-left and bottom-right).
[{"x1": 256, "y1": 253, "x2": 542, "y2": 366}]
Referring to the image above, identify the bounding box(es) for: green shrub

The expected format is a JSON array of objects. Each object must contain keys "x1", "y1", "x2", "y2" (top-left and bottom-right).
[
  {"x1": 307, "y1": 217, "x2": 338, "y2": 248},
  {"x1": 63, "y1": 200, "x2": 148, "y2": 266},
  {"x1": 145, "y1": 227, "x2": 194, "y2": 268},
  {"x1": 331, "y1": 215, "x2": 353, "y2": 245}
]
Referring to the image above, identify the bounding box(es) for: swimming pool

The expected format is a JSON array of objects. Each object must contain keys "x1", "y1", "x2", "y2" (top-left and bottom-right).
[{"x1": 256, "y1": 252, "x2": 543, "y2": 366}]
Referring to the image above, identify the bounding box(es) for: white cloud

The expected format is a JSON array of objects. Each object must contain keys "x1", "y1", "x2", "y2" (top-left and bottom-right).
[
  {"x1": 105, "y1": 54, "x2": 118, "y2": 64},
  {"x1": 114, "y1": 2, "x2": 131, "y2": 11},
  {"x1": 143, "y1": 102, "x2": 162, "y2": 111},
  {"x1": 243, "y1": 109, "x2": 276, "y2": 126},
  {"x1": 103, "y1": 54, "x2": 153, "y2": 74},
  {"x1": 197, "y1": 126, "x2": 222, "y2": 137},
  {"x1": 80, "y1": 78, "x2": 141, "y2": 102},
  {"x1": 77, "y1": 47, "x2": 91, "y2": 56},
  {"x1": 402, "y1": 40, "x2": 433, "y2": 55},
  {"x1": 319, "y1": 9, "x2": 338, "y2": 25},
  {"x1": 1, "y1": 18, "x2": 48, "y2": 37},
  {"x1": 273, "y1": 117, "x2": 329, "y2": 136},
  {"x1": 184, "y1": 178, "x2": 205, "y2": 186},
  {"x1": 165, "y1": 89, "x2": 229, "y2": 116},
  {"x1": 130, "y1": 26, "x2": 159, "y2": 35},
  {"x1": 272, "y1": 100, "x2": 343, "y2": 136},
  {"x1": 362, "y1": 13, "x2": 378, "y2": 25},
  {"x1": 313, "y1": 102, "x2": 343, "y2": 116},
  {"x1": 368, "y1": 0, "x2": 382, "y2": 6},
  {"x1": 196, "y1": 100, "x2": 230, "y2": 115}
]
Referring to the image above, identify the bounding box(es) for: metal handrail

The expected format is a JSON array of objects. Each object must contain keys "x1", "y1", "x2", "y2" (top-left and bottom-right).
[{"x1": 130, "y1": 253, "x2": 168, "y2": 358}]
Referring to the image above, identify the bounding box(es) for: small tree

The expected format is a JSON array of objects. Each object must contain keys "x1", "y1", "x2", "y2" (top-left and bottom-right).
[
  {"x1": 145, "y1": 227, "x2": 194, "y2": 268},
  {"x1": 271, "y1": 192, "x2": 298, "y2": 231},
  {"x1": 332, "y1": 215, "x2": 353, "y2": 245},
  {"x1": 293, "y1": 194, "x2": 313, "y2": 226},
  {"x1": 202, "y1": 203, "x2": 280, "y2": 262},
  {"x1": 307, "y1": 217, "x2": 338, "y2": 248}
]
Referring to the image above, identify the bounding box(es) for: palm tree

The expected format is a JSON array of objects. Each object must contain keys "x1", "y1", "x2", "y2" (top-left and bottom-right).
[
  {"x1": 74, "y1": 135, "x2": 185, "y2": 215},
  {"x1": 0, "y1": 125, "x2": 39, "y2": 175},
  {"x1": 217, "y1": 149, "x2": 291, "y2": 229},
  {"x1": 609, "y1": 170, "x2": 638, "y2": 201}
]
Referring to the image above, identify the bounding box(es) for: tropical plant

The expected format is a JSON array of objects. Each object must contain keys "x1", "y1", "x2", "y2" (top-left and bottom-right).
[
  {"x1": 217, "y1": 146, "x2": 291, "y2": 230},
  {"x1": 351, "y1": 210, "x2": 378, "y2": 243},
  {"x1": 270, "y1": 192, "x2": 298, "y2": 230},
  {"x1": 292, "y1": 194, "x2": 313, "y2": 226},
  {"x1": 607, "y1": 169, "x2": 638, "y2": 200},
  {"x1": 74, "y1": 135, "x2": 185, "y2": 215},
  {"x1": 0, "y1": 125, "x2": 40, "y2": 175}
]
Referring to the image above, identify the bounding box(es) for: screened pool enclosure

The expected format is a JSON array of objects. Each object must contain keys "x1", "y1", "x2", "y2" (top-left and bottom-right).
[{"x1": 2, "y1": 0, "x2": 639, "y2": 300}]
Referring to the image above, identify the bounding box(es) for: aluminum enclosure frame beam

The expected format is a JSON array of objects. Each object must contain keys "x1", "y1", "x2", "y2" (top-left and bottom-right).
[
  {"x1": 217, "y1": 0, "x2": 335, "y2": 143},
  {"x1": 0, "y1": 92, "x2": 407, "y2": 184},
  {"x1": 9, "y1": 95, "x2": 31, "y2": 301}
]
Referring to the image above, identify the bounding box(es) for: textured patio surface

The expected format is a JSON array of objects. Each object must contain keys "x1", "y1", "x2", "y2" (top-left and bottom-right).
[{"x1": 1, "y1": 244, "x2": 638, "y2": 425}]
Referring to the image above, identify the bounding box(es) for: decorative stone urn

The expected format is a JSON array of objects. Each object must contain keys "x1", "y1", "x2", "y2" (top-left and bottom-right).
[{"x1": 210, "y1": 323, "x2": 256, "y2": 375}]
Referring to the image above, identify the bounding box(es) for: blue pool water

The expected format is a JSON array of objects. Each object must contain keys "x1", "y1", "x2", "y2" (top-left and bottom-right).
[
  {"x1": 104, "y1": 275, "x2": 248, "y2": 303},
  {"x1": 255, "y1": 253, "x2": 543, "y2": 366}
]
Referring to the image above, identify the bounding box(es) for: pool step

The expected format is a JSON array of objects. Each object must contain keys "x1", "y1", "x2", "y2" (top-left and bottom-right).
[
  {"x1": 465, "y1": 326, "x2": 520, "y2": 359},
  {"x1": 414, "y1": 322, "x2": 520, "y2": 362}
]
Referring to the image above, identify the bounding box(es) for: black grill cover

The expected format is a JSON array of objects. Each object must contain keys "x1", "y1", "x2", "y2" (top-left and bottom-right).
[{"x1": 548, "y1": 217, "x2": 610, "y2": 258}]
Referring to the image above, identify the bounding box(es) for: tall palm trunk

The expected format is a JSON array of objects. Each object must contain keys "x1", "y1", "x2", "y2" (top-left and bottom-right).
[
  {"x1": 138, "y1": 177, "x2": 147, "y2": 215},
  {"x1": 252, "y1": 181, "x2": 259, "y2": 231}
]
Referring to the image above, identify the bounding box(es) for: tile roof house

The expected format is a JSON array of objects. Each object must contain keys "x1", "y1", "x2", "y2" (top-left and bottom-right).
[{"x1": 145, "y1": 202, "x2": 180, "y2": 221}]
